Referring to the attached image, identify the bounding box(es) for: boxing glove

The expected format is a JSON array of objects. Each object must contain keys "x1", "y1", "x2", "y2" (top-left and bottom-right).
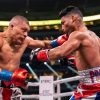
[
  {"x1": 51, "y1": 34, "x2": 68, "y2": 48},
  {"x1": 0, "y1": 68, "x2": 29, "y2": 88},
  {"x1": 11, "y1": 68, "x2": 29, "y2": 88},
  {"x1": 30, "y1": 48, "x2": 49, "y2": 64}
]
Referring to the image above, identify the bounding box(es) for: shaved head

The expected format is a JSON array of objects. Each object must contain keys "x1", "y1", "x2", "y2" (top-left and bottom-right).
[{"x1": 9, "y1": 15, "x2": 29, "y2": 26}]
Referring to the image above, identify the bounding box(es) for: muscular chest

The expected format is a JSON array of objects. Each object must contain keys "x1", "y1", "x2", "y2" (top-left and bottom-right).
[{"x1": 0, "y1": 43, "x2": 26, "y2": 63}]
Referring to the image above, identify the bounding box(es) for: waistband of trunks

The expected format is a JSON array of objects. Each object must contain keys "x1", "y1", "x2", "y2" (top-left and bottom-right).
[{"x1": 78, "y1": 67, "x2": 100, "y2": 84}]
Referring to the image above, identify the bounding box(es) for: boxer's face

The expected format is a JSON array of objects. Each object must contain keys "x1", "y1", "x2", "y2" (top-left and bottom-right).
[
  {"x1": 12, "y1": 22, "x2": 30, "y2": 45},
  {"x1": 61, "y1": 15, "x2": 75, "y2": 35}
]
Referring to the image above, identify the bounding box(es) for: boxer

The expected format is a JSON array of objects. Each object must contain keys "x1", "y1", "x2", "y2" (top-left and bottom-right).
[
  {"x1": 0, "y1": 15, "x2": 69, "y2": 100},
  {"x1": 30, "y1": 6, "x2": 100, "y2": 99}
]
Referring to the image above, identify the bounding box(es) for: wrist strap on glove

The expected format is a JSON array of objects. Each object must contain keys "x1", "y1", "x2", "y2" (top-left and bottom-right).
[{"x1": 0, "y1": 70, "x2": 13, "y2": 81}]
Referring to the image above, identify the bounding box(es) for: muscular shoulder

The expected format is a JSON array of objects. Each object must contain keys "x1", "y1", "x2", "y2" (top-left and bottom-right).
[
  {"x1": 25, "y1": 36, "x2": 33, "y2": 42},
  {"x1": 24, "y1": 36, "x2": 45, "y2": 49},
  {"x1": 69, "y1": 31, "x2": 87, "y2": 41},
  {"x1": 27, "y1": 36, "x2": 34, "y2": 40}
]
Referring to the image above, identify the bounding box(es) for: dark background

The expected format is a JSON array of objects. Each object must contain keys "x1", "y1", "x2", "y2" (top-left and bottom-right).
[{"x1": 0, "y1": 0, "x2": 99, "y2": 20}]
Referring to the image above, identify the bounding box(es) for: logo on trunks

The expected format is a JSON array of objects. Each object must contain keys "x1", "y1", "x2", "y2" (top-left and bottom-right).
[{"x1": 89, "y1": 69, "x2": 100, "y2": 83}]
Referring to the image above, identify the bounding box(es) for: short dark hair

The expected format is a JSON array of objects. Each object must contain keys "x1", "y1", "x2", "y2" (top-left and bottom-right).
[{"x1": 59, "y1": 6, "x2": 83, "y2": 18}]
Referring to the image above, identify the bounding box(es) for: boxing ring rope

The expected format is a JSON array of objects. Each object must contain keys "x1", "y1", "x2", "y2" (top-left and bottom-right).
[{"x1": 21, "y1": 75, "x2": 81, "y2": 99}]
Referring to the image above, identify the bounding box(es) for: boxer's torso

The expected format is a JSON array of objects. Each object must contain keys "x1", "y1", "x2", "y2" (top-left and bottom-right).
[
  {"x1": 0, "y1": 38, "x2": 28, "y2": 72},
  {"x1": 74, "y1": 31, "x2": 100, "y2": 71}
]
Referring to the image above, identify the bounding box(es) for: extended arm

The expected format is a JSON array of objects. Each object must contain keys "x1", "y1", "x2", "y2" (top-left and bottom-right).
[
  {"x1": 29, "y1": 32, "x2": 81, "y2": 63},
  {"x1": 27, "y1": 34, "x2": 68, "y2": 49},
  {"x1": 26, "y1": 36, "x2": 50, "y2": 49}
]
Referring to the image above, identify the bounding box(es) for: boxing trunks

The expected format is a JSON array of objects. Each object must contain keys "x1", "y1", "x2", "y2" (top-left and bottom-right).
[
  {"x1": 0, "y1": 81, "x2": 22, "y2": 100},
  {"x1": 70, "y1": 67, "x2": 100, "y2": 100}
]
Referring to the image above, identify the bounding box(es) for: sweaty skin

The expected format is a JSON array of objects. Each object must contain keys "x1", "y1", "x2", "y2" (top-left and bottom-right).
[
  {"x1": 0, "y1": 16, "x2": 51, "y2": 72},
  {"x1": 48, "y1": 30, "x2": 100, "y2": 71},
  {"x1": 46, "y1": 12, "x2": 100, "y2": 71}
]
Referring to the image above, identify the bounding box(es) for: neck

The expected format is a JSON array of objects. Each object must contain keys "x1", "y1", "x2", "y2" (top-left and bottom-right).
[
  {"x1": 4, "y1": 30, "x2": 18, "y2": 49},
  {"x1": 3, "y1": 30, "x2": 12, "y2": 44},
  {"x1": 75, "y1": 23, "x2": 88, "y2": 32}
]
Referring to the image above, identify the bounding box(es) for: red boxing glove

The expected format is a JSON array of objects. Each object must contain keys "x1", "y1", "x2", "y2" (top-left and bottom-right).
[
  {"x1": 37, "y1": 49, "x2": 49, "y2": 62},
  {"x1": 51, "y1": 34, "x2": 68, "y2": 48},
  {"x1": 30, "y1": 48, "x2": 49, "y2": 65},
  {"x1": 11, "y1": 68, "x2": 29, "y2": 88}
]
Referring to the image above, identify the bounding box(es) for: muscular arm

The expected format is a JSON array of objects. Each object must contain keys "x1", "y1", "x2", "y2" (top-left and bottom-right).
[
  {"x1": 26, "y1": 34, "x2": 68, "y2": 49},
  {"x1": 26, "y1": 36, "x2": 51, "y2": 49},
  {"x1": 48, "y1": 32, "x2": 81, "y2": 61}
]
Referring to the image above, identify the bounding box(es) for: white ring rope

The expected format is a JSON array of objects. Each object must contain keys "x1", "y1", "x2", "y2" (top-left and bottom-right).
[
  {"x1": 27, "y1": 76, "x2": 81, "y2": 86},
  {"x1": 22, "y1": 94, "x2": 39, "y2": 99},
  {"x1": 54, "y1": 75, "x2": 81, "y2": 84},
  {"x1": 21, "y1": 92, "x2": 74, "y2": 99},
  {"x1": 27, "y1": 82, "x2": 39, "y2": 87},
  {"x1": 21, "y1": 76, "x2": 81, "y2": 99}
]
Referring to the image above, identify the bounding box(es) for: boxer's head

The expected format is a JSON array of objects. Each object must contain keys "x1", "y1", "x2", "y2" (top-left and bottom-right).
[
  {"x1": 59, "y1": 6, "x2": 83, "y2": 35},
  {"x1": 8, "y1": 15, "x2": 30, "y2": 45}
]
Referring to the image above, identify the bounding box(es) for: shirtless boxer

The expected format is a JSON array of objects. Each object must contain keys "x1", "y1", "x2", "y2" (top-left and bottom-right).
[
  {"x1": 30, "y1": 6, "x2": 100, "y2": 99},
  {"x1": 0, "y1": 15, "x2": 69, "y2": 100}
]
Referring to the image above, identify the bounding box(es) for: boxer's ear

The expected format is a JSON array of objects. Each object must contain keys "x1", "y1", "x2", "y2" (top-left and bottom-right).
[
  {"x1": 71, "y1": 14, "x2": 81, "y2": 25},
  {"x1": 71, "y1": 15, "x2": 77, "y2": 23}
]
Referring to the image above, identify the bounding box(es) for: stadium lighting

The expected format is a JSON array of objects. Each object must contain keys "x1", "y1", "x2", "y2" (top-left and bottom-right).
[{"x1": 0, "y1": 14, "x2": 100, "y2": 26}]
